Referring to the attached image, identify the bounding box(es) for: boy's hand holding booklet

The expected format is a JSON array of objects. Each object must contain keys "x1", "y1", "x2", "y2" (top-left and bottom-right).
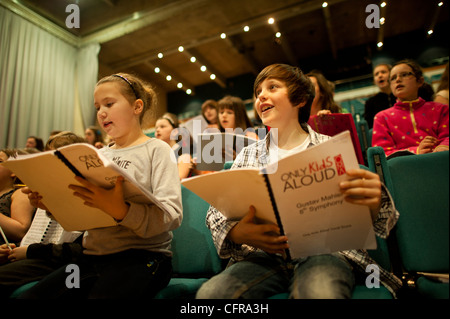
[
  {"x1": 182, "y1": 131, "x2": 377, "y2": 259},
  {"x1": 1, "y1": 143, "x2": 167, "y2": 231}
]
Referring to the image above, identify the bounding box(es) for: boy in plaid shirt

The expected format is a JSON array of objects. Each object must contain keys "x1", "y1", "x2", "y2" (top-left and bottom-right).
[{"x1": 196, "y1": 64, "x2": 401, "y2": 299}]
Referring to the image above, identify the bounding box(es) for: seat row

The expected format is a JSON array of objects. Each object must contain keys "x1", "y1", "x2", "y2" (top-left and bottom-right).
[
  {"x1": 10, "y1": 148, "x2": 449, "y2": 299},
  {"x1": 154, "y1": 148, "x2": 448, "y2": 299}
]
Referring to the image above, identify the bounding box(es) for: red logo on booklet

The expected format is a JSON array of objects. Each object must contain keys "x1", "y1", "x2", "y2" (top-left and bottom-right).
[{"x1": 334, "y1": 154, "x2": 346, "y2": 176}]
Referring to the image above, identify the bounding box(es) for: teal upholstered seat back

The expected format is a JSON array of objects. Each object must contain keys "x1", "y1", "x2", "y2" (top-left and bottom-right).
[
  {"x1": 387, "y1": 151, "x2": 449, "y2": 273},
  {"x1": 170, "y1": 186, "x2": 222, "y2": 276}
]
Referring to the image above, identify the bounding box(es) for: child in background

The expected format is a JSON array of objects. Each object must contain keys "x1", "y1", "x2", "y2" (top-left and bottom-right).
[
  {"x1": 434, "y1": 62, "x2": 448, "y2": 105},
  {"x1": 155, "y1": 112, "x2": 194, "y2": 180},
  {"x1": 372, "y1": 59, "x2": 449, "y2": 157},
  {"x1": 218, "y1": 95, "x2": 258, "y2": 139},
  {"x1": 25, "y1": 136, "x2": 44, "y2": 151},
  {"x1": 307, "y1": 70, "x2": 342, "y2": 116},
  {"x1": 363, "y1": 64, "x2": 396, "y2": 129},
  {"x1": 19, "y1": 73, "x2": 182, "y2": 299},
  {"x1": 0, "y1": 148, "x2": 37, "y2": 255},
  {"x1": 196, "y1": 64, "x2": 401, "y2": 299},
  {"x1": 0, "y1": 131, "x2": 85, "y2": 298},
  {"x1": 84, "y1": 126, "x2": 105, "y2": 149},
  {"x1": 201, "y1": 99, "x2": 219, "y2": 129}
]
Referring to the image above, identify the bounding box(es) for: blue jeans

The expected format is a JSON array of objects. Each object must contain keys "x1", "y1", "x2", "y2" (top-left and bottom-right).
[
  {"x1": 17, "y1": 250, "x2": 172, "y2": 299},
  {"x1": 196, "y1": 251, "x2": 355, "y2": 299}
]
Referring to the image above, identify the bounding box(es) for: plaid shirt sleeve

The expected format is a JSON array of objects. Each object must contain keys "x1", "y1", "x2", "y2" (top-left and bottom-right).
[{"x1": 373, "y1": 183, "x2": 399, "y2": 237}]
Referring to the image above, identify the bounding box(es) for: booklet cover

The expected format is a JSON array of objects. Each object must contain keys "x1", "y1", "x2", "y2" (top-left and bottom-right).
[{"x1": 182, "y1": 131, "x2": 376, "y2": 258}]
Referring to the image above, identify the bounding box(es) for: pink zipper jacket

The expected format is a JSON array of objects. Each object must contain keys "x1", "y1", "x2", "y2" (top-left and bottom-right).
[{"x1": 372, "y1": 97, "x2": 449, "y2": 156}]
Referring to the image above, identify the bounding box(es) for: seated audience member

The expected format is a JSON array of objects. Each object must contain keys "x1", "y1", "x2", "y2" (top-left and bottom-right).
[
  {"x1": 196, "y1": 63, "x2": 402, "y2": 299},
  {"x1": 0, "y1": 148, "x2": 38, "y2": 256},
  {"x1": 434, "y1": 62, "x2": 449, "y2": 105},
  {"x1": 25, "y1": 136, "x2": 44, "y2": 152},
  {"x1": 44, "y1": 131, "x2": 85, "y2": 150},
  {"x1": 155, "y1": 113, "x2": 194, "y2": 180},
  {"x1": 307, "y1": 70, "x2": 343, "y2": 116},
  {"x1": 201, "y1": 99, "x2": 219, "y2": 129},
  {"x1": 372, "y1": 59, "x2": 449, "y2": 157},
  {"x1": 0, "y1": 131, "x2": 85, "y2": 298},
  {"x1": 193, "y1": 96, "x2": 258, "y2": 174},
  {"x1": 17, "y1": 72, "x2": 182, "y2": 299},
  {"x1": 84, "y1": 126, "x2": 105, "y2": 149},
  {"x1": 364, "y1": 64, "x2": 396, "y2": 128},
  {"x1": 217, "y1": 95, "x2": 258, "y2": 139},
  {"x1": 48, "y1": 130, "x2": 62, "y2": 139},
  {"x1": 418, "y1": 82, "x2": 435, "y2": 102}
]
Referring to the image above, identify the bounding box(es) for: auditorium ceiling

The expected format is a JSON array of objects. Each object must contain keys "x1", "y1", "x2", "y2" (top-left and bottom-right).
[{"x1": 4, "y1": 0, "x2": 449, "y2": 95}]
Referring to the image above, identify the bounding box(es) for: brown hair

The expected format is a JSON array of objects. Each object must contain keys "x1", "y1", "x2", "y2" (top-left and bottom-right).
[
  {"x1": 307, "y1": 70, "x2": 341, "y2": 113},
  {"x1": 85, "y1": 126, "x2": 104, "y2": 145},
  {"x1": 437, "y1": 62, "x2": 449, "y2": 92},
  {"x1": 157, "y1": 113, "x2": 194, "y2": 156},
  {"x1": 1, "y1": 148, "x2": 42, "y2": 186},
  {"x1": 217, "y1": 95, "x2": 253, "y2": 131},
  {"x1": 1, "y1": 148, "x2": 41, "y2": 159},
  {"x1": 26, "y1": 136, "x2": 44, "y2": 151},
  {"x1": 96, "y1": 73, "x2": 157, "y2": 124},
  {"x1": 157, "y1": 112, "x2": 179, "y2": 128},
  {"x1": 45, "y1": 131, "x2": 85, "y2": 150},
  {"x1": 391, "y1": 59, "x2": 424, "y2": 82},
  {"x1": 373, "y1": 63, "x2": 392, "y2": 73},
  {"x1": 254, "y1": 64, "x2": 315, "y2": 125},
  {"x1": 201, "y1": 99, "x2": 219, "y2": 124},
  {"x1": 392, "y1": 59, "x2": 431, "y2": 100}
]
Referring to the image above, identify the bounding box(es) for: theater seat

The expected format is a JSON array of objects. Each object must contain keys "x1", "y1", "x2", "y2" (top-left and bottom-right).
[
  {"x1": 223, "y1": 161, "x2": 233, "y2": 170},
  {"x1": 386, "y1": 151, "x2": 449, "y2": 299},
  {"x1": 368, "y1": 147, "x2": 449, "y2": 299},
  {"x1": 9, "y1": 281, "x2": 38, "y2": 299},
  {"x1": 154, "y1": 185, "x2": 223, "y2": 299}
]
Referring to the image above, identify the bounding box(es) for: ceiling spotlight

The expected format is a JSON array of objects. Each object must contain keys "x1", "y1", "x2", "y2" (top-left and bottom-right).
[
  {"x1": 275, "y1": 32, "x2": 281, "y2": 38},
  {"x1": 177, "y1": 82, "x2": 183, "y2": 88},
  {"x1": 268, "y1": 18, "x2": 275, "y2": 25},
  {"x1": 154, "y1": 67, "x2": 160, "y2": 73},
  {"x1": 220, "y1": 33, "x2": 226, "y2": 39},
  {"x1": 243, "y1": 25, "x2": 250, "y2": 32},
  {"x1": 381, "y1": 2, "x2": 386, "y2": 8},
  {"x1": 438, "y1": 2, "x2": 443, "y2": 6},
  {"x1": 186, "y1": 89, "x2": 192, "y2": 95},
  {"x1": 428, "y1": 29, "x2": 434, "y2": 35},
  {"x1": 322, "y1": 2, "x2": 328, "y2": 8},
  {"x1": 190, "y1": 56, "x2": 196, "y2": 63},
  {"x1": 377, "y1": 41, "x2": 383, "y2": 48},
  {"x1": 210, "y1": 74, "x2": 216, "y2": 80},
  {"x1": 380, "y1": 17, "x2": 385, "y2": 25},
  {"x1": 178, "y1": 46, "x2": 184, "y2": 52},
  {"x1": 200, "y1": 65, "x2": 207, "y2": 72},
  {"x1": 157, "y1": 53, "x2": 163, "y2": 59},
  {"x1": 166, "y1": 75, "x2": 172, "y2": 81}
]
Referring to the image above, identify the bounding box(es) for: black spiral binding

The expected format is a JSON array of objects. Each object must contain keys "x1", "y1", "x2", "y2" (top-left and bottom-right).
[
  {"x1": 54, "y1": 150, "x2": 84, "y2": 179},
  {"x1": 262, "y1": 173, "x2": 292, "y2": 262}
]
